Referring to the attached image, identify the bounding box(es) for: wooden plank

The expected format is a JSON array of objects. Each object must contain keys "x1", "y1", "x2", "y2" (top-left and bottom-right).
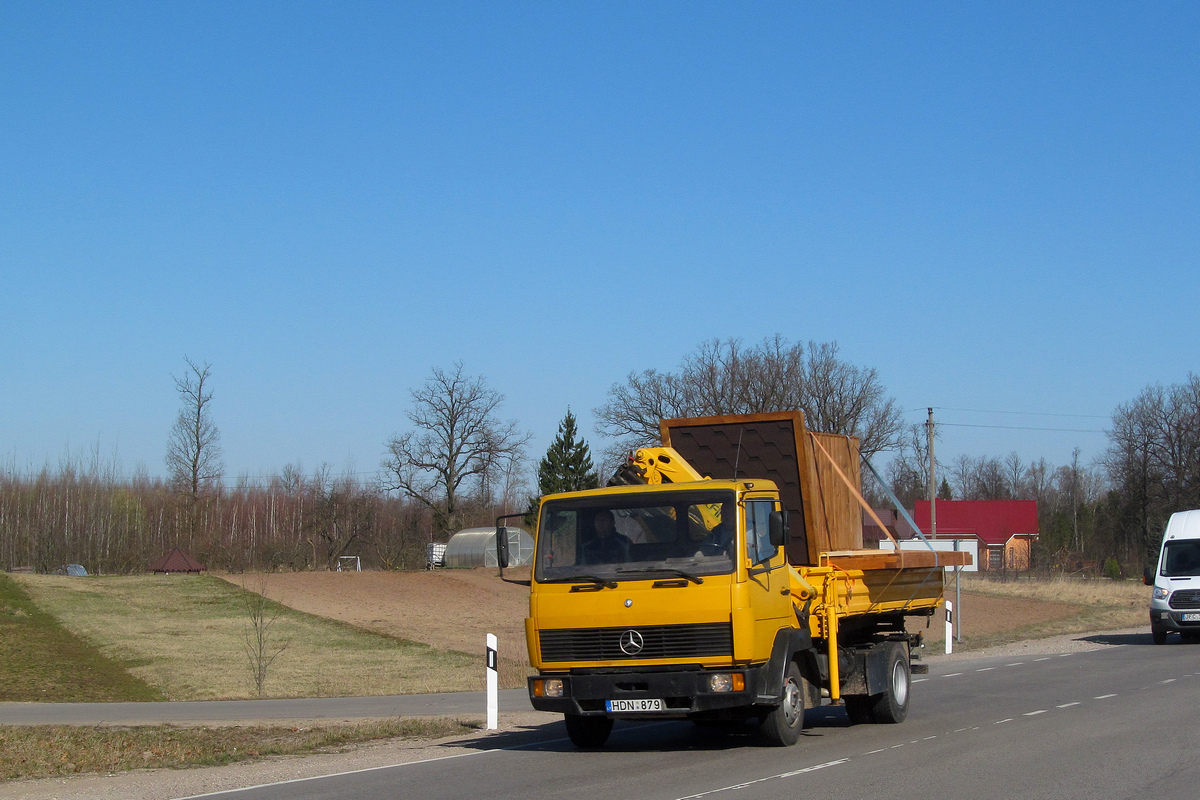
[
  {"x1": 805, "y1": 432, "x2": 864, "y2": 560},
  {"x1": 822, "y1": 549, "x2": 973, "y2": 571}
]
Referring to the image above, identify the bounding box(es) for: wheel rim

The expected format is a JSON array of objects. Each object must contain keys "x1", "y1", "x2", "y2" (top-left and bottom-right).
[
  {"x1": 782, "y1": 677, "x2": 802, "y2": 725},
  {"x1": 891, "y1": 659, "x2": 908, "y2": 706}
]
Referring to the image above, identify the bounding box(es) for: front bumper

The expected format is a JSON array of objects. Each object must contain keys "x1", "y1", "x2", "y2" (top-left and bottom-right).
[
  {"x1": 529, "y1": 664, "x2": 773, "y2": 719},
  {"x1": 1149, "y1": 607, "x2": 1200, "y2": 632}
]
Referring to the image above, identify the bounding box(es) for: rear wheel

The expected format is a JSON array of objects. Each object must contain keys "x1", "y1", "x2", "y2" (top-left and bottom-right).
[
  {"x1": 564, "y1": 714, "x2": 613, "y2": 748},
  {"x1": 760, "y1": 661, "x2": 806, "y2": 746},
  {"x1": 869, "y1": 642, "x2": 910, "y2": 724}
]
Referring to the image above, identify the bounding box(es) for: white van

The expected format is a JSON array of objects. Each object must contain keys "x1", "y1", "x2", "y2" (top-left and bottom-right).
[{"x1": 1146, "y1": 509, "x2": 1200, "y2": 645}]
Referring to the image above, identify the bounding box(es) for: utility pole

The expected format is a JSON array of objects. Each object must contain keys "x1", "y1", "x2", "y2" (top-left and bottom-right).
[
  {"x1": 928, "y1": 407, "x2": 960, "y2": 642},
  {"x1": 927, "y1": 408, "x2": 936, "y2": 539}
]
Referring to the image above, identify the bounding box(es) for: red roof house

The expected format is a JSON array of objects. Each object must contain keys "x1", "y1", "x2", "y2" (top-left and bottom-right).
[{"x1": 913, "y1": 500, "x2": 1039, "y2": 571}]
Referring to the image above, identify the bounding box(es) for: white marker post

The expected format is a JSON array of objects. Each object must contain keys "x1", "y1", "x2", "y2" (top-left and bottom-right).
[
  {"x1": 486, "y1": 633, "x2": 498, "y2": 730},
  {"x1": 944, "y1": 601, "x2": 954, "y2": 655}
]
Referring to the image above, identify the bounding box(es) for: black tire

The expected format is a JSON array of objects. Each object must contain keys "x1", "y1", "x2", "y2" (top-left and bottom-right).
[
  {"x1": 564, "y1": 714, "x2": 613, "y2": 748},
  {"x1": 869, "y1": 642, "x2": 910, "y2": 724},
  {"x1": 760, "y1": 661, "x2": 806, "y2": 746},
  {"x1": 1152, "y1": 629, "x2": 1168, "y2": 645},
  {"x1": 844, "y1": 695, "x2": 873, "y2": 725}
]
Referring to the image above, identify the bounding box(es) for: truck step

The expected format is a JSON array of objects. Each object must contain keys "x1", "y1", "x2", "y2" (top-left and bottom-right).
[{"x1": 910, "y1": 664, "x2": 929, "y2": 674}]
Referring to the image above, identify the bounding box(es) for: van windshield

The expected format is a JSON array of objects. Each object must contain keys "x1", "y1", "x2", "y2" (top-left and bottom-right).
[
  {"x1": 535, "y1": 490, "x2": 736, "y2": 583},
  {"x1": 1161, "y1": 541, "x2": 1200, "y2": 577}
]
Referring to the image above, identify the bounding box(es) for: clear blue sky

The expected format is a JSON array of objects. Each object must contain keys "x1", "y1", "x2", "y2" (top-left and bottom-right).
[{"x1": 2, "y1": 2, "x2": 1197, "y2": 482}]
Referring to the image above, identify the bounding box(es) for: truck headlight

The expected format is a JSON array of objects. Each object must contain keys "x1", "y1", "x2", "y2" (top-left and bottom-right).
[
  {"x1": 533, "y1": 678, "x2": 564, "y2": 698},
  {"x1": 1153, "y1": 586, "x2": 1170, "y2": 601},
  {"x1": 708, "y1": 673, "x2": 745, "y2": 693}
]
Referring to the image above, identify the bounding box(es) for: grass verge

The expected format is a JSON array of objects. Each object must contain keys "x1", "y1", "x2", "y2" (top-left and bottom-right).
[
  {"x1": 10, "y1": 574, "x2": 479, "y2": 700},
  {"x1": 0, "y1": 717, "x2": 481, "y2": 781},
  {"x1": 0, "y1": 574, "x2": 160, "y2": 702},
  {"x1": 930, "y1": 574, "x2": 1148, "y2": 651}
]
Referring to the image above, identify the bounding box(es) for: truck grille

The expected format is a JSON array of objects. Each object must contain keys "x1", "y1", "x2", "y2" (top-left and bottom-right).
[
  {"x1": 539, "y1": 622, "x2": 733, "y2": 663},
  {"x1": 1169, "y1": 589, "x2": 1200, "y2": 609}
]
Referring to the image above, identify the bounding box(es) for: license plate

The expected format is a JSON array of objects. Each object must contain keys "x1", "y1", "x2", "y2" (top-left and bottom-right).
[
  {"x1": 1182, "y1": 613, "x2": 1200, "y2": 622},
  {"x1": 606, "y1": 698, "x2": 663, "y2": 713}
]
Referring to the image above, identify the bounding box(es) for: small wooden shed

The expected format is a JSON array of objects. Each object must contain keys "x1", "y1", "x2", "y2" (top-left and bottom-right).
[{"x1": 150, "y1": 548, "x2": 205, "y2": 574}]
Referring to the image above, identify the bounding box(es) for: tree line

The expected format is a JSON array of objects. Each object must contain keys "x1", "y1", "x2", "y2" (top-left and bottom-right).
[{"x1": 2, "y1": 340, "x2": 1196, "y2": 575}]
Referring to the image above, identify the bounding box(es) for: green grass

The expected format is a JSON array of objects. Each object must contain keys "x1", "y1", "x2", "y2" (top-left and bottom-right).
[
  {"x1": 0, "y1": 717, "x2": 482, "y2": 781},
  {"x1": 0, "y1": 574, "x2": 160, "y2": 702},
  {"x1": 11, "y1": 574, "x2": 479, "y2": 700}
]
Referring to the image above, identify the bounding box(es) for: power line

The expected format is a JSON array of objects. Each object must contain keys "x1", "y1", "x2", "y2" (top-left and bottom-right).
[
  {"x1": 905, "y1": 406, "x2": 1108, "y2": 419},
  {"x1": 934, "y1": 406, "x2": 1109, "y2": 420},
  {"x1": 936, "y1": 422, "x2": 1107, "y2": 434}
]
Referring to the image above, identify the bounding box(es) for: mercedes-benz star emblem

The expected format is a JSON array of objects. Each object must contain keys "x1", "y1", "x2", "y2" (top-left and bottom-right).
[{"x1": 619, "y1": 629, "x2": 644, "y2": 655}]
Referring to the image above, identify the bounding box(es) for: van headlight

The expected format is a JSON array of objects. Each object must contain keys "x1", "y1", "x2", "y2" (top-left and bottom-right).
[
  {"x1": 533, "y1": 678, "x2": 564, "y2": 698},
  {"x1": 1153, "y1": 586, "x2": 1170, "y2": 601}
]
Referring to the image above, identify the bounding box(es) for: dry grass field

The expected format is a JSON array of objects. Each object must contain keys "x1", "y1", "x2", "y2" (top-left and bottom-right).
[
  {"x1": 9, "y1": 568, "x2": 1151, "y2": 706},
  {"x1": 914, "y1": 573, "x2": 1149, "y2": 650},
  {"x1": 217, "y1": 567, "x2": 535, "y2": 688},
  {"x1": 11, "y1": 574, "x2": 479, "y2": 700}
]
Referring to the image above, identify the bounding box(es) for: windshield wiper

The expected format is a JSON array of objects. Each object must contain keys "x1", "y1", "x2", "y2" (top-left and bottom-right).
[
  {"x1": 617, "y1": 567, "x2": 704, "y2": 585},
  {"x1": 545, "y1": 574, "x2": 618, "y2": 589}
]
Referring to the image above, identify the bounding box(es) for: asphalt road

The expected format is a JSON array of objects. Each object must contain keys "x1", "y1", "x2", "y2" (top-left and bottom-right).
[{"x1": 170, "y1": 631, "x2": 1200, "y2": 800}]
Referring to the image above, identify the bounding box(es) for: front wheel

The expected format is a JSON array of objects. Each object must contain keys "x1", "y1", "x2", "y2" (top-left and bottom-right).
[
  {"x1": 564, "y1": 714, "x2": 613, "y2": 748},
  {"x1": 760, "y1": 661, "x2": 806, "y2": 746},
  {"x1": 869, "y1": 642, "x2": 911, "y2": 724},
  {"x1": 1152, "y1": 629, "x2": 1168, "y2": 645}
]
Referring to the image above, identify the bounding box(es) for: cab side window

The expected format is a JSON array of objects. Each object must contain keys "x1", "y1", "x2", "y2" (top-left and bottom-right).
[{"x1": 745, "y1": 500, "x2": 777, "y2": 564}]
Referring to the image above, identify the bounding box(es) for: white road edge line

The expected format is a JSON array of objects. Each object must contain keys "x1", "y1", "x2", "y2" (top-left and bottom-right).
[
  {"x1": 1024, "y1": 710, "x2": 1047, "y2": 716},
  {"x1": 1094, "y1": 694, "x2": 1117, "y2": 700},
  {"x1": 1057, "y1": 702, "x2": 1080, "y2": 708},
  {"x1": 1006, "y1": 662, "x2": 1024, "y2": 666},
  {"x1": 173, "y1": 723, "x2": 673, "y2": 800},
  {"x1": 976, "y1": 668, "x2": 995, "y2": 672},
  {"x1": 944, "y1": 672, "x2": 963, "y2": 677},
  {"x1": 995, "y1": 718, "x2": 1013, "y2": 724},
  {"x1": 674, "y1": 758, "x2": 850, "y2": 799}
]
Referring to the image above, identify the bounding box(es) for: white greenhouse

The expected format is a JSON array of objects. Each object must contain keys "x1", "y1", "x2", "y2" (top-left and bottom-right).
[{"x1": 443, "y1": 526, "x2": 535, "y2": 568}]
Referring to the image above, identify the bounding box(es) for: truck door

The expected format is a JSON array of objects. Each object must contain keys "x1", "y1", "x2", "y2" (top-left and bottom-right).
[{"x1": 744, "y1": 498, "x2": 793, "y2": 661}]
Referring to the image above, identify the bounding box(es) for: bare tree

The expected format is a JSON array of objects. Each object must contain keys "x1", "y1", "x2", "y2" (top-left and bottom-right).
[
  {"x1": 884, "y1": 424, "x2": 937, "y2": 508},
  {"x1": 1105, "y1": 374, "x2": 1200, "y2": 561},
  {"x1": 594, "y1": 336, "x2": 904, "y2": 459},
  {"x1": 242, "y1": 575, "x2": 290, "y2": 698},
  {"x1": 381, "y1": 363, "x2": 531, "y2": 538},
  {"x1": 165, "y1": 357, "x2": 223, "y2": 498}
]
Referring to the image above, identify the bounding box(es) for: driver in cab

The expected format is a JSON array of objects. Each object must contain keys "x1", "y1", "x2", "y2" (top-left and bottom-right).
[{"x1": 581, "y1": 510, "x2": 632, "y2": 564}]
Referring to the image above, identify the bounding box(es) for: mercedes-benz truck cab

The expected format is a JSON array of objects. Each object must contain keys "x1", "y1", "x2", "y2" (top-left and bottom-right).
[{"x1": 1146, "y1": 510, "x2": 1200, "y2": 645}]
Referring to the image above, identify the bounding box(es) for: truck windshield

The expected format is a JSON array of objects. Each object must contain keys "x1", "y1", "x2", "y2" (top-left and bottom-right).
[
  {"x1": 1162, "y1": 540, "x2": 1200, "y2": 577},
  {"x1": 535, "y1": 490, "x2": 736, "y2": 583}
]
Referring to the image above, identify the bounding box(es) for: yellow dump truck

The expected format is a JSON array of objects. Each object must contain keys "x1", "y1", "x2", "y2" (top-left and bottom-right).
[{"x1": 496, "y1": 411, "x2": 970, "y2": 748}]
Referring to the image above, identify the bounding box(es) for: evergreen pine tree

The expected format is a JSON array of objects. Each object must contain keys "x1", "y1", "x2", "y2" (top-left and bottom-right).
[{"x1": 536, "y1": 410, "x2": 600, "y2": 497}]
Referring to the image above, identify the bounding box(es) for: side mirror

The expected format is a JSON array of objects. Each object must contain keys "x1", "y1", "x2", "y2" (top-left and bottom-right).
[
  {"x1": 1143, "y1": 566, "x2": 1154, "y2": 586},
  {"x1": 769, "y1": 510, "x2": 789, "y2": 548},
  {"x1": 496, "y1": 525, "x2": 510, "y2": 569}
]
